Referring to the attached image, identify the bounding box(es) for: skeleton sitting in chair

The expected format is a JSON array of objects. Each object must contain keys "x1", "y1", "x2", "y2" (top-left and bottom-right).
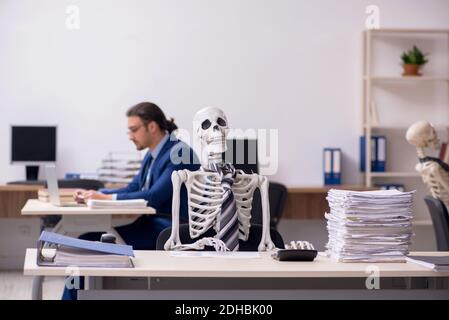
[
  {"x1": 406, "y1": 121, "x2": 449, "y2": 209},
  {"x1": 164, "y1": 107, "x2": 276, "y2": 251}
]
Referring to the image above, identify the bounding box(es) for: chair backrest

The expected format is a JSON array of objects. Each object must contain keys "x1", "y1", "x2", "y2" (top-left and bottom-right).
[
  {"x1": 424, "y1": 196, "x2": 449, "y2": 251},
  {"x1": 250, "y1": 181, "x2": 288, "y2": 229},
  {"x1": 156, "y1": 223, "x2": 285, "y2": 251},
  {"x1": 44, "y1": 179, "x2": 105, "y2": 191}
]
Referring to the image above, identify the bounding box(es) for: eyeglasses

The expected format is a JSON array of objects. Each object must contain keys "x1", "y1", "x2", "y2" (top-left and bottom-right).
[{"x1": 127, "y1": 124, "x2": 143, "y2": 135}]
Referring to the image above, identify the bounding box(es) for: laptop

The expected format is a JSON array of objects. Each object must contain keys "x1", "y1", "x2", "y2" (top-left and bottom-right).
[{"x1": 45, "y1": 165, "x2": 84, "y2": 207}]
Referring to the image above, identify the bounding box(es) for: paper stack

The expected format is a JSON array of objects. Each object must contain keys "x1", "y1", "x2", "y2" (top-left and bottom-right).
[
  {"x1": 325, "y1": 189, "x2": 414, "y2": 263},
  {"x1": 87, "y1": 199, "x2": 148, "y2": 209},
  {"x1": 53, "y1": 247, "x2": 133, "y2": 268},
  {"x1": 38, "y1": 188, "x2": 77, "y2": 203}
]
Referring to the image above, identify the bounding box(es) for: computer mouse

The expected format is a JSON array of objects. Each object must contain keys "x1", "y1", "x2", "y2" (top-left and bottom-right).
[{"x1": 100, "y1": 233, "x2": 117, "y2": 244}]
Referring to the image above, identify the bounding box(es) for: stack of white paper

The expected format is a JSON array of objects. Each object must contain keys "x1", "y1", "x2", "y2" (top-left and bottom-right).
[
  {"x1": 87, "y1": 199, "x2": 148, "y2": 209},
  {"x1": 325, "y1": 189, "x2": 414, "y2": 263},
  {"x1": 54, "y1": 247, "x2": 134, "y2": 268}
]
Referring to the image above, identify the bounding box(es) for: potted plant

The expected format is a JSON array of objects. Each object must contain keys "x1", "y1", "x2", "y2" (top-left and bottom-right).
[{"x1": 401, "y1": 45, "x2": 429, "y2": 76}]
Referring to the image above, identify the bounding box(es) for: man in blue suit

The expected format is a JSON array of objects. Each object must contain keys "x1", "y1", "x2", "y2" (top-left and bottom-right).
[
  {"x1": 62, "y1": 102, "x2": 199, "y2": 300},
  {"x1": 74, "y1": 102, "x2": 200, "y2": 250}
]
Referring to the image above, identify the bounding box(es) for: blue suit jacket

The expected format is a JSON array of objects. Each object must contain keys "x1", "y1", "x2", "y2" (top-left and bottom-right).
[{"x1": 101, "y1": 138, "x2": 199, "y2": 220}]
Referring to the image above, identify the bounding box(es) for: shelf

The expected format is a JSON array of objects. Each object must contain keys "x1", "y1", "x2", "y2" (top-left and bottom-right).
[
  {"x1": 370, "y1": 172, "x2": 421, "y2": 178},
  {"x1": 362, "y1": 28, "x2": 449, "y2": 216},
  {"x1": 364, "y1": 76, "x2": 449, "y2": 82},
  {"x1": 368, "y1": 29, "x2": 449, "y2": 35},
  {"x1": 363, "y1": 124, "x2": 449, "y2": 130}
]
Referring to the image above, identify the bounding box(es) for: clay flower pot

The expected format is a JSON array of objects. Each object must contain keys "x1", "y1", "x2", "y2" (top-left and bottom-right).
[{"x1": 402, "y1": 64, "x2": 421, "y2": 76}]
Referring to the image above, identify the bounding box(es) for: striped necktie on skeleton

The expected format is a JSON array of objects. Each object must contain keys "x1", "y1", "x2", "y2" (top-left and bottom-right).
[{"x1": 210, "y1": 162, "x2": 239, "y2": 251}]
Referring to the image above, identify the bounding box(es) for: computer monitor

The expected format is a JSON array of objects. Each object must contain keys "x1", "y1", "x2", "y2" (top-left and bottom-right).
[
  {"x1": 11, "y1": 126, "x2": 57, "y2": 181},
  {"x1": 223, "y1": 138, "x2": 258, "y2": 174}
]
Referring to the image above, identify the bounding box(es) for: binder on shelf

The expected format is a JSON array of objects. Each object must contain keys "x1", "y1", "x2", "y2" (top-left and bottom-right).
[
  {"x1": 323, "y1": 148, "x2": 341, "y2": 185},
  {"x1": 374, "y1": 136, "x2": 386, "y2": 172},
  {"x1": 332, "y1": 148, "x2": 341, "y2": 185},
  {"x1": 359, "y1": 136, "x2": 376, "y2": 172},
  {"x1": 360, "y1": 135, "x2": 386, "y2": 172},
  {"x1": 323, "y1": 149, "x2": 332, "y2": 185}
]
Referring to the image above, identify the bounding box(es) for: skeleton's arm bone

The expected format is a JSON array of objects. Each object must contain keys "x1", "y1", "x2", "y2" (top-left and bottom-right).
[
  {"x1": 164, "y1": 170, "x2": 187, "y2": 250},
  {"x1": 257, "y1": 176, "x2": 275, "y2": 251}
]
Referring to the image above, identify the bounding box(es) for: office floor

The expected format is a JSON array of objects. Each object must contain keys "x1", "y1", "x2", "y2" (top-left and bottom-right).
[
  {"x1": 0, "y1": 219, "x2": 438, "y2": 300},
  {"x1": 0, "y1": 271, "x2": 64, "y2": 300}
]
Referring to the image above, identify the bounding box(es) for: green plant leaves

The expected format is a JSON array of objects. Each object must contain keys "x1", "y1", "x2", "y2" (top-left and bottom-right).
[{"x1": 401, "y1": 45, "x2": 429, "y2": 65}]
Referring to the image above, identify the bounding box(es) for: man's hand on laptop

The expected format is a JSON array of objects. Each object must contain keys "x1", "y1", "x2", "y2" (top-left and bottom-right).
[
  {"x1": 73, "y1": 189, "x2": 86, "y2": 203},
  {"x1": 73, "y1": 189, "x2": 112, "y2": 203}
]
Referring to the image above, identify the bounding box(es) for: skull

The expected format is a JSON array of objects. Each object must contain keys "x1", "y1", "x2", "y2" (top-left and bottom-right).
[
  {"x1": 193, "y1": 107, "x2": 229, "y2": 155},
  {"x1": 406, "y1": 121, "x2": 440, "y2": 149}
]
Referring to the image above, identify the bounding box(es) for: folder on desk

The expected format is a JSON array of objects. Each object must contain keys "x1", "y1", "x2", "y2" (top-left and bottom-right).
[
  {"x1": 406, "y1": 255, "x2": 449, "y2": 271},
  {"x1": 37, "y1": 231, "x2": 134, "y2": 268}
]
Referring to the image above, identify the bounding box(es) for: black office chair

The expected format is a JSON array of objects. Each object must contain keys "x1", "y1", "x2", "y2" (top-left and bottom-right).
[
  {"x1": 156, "y1": 223, "x2": 285, "y2": 251},
  {"x1": 7, "y1": 180, "x2": 46, "y2": 185},
  {"x1": 250, "y1": 181, "x2": 288, "y2": 230},
  {"x1": 44, "y1": 179, "x2": 105, "y2": 190},
  {"x1": 424, "y1": 196, "x2": 449, "y2": 251}
]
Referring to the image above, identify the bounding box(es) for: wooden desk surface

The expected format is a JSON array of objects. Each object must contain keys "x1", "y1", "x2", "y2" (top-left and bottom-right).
[
  {"x1": 21, "y1": 199, "x2": 156, "y2": 216},
  {"x1": 23, "y1": 249, "x2": 449, "y2": 278},
  {"x1": 0, "y1": 185, "x2": 43, "y2": 192}
]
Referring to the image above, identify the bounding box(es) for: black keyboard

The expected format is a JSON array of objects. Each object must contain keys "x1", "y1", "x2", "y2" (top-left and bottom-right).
[{"x1": 7, "y1": 180, "x2": 45, "y2": 185}]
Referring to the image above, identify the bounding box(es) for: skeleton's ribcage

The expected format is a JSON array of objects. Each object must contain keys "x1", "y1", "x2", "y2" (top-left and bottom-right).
[
  {"x1": 232, "y1": 172, "x2": 259, "y2": 241},
  {"x1": 419, "y1": 162, "x2": 449, "y2": 206},
  {"x1": 187, "y1": 171, "x2": 224, "y2": 239},
  {"x1": 185, "y1": 170, "x2": 259, "y2": 241}
]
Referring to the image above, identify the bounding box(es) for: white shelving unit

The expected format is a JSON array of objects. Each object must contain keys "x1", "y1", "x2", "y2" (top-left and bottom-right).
[
  {"x1": 362, "y1": 28, "x2": 449, "y2": 188},
  {"x1": 367, "y1": 76, "x2": 449, "y2": 82},
  {"x1": 97, "y1": 152, "x2": 142, "y2": 184}
]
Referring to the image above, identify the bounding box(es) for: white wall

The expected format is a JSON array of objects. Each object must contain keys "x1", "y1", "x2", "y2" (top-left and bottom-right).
[{"x1": 1, "y1": 0, "x2": 449, "y2": 219}]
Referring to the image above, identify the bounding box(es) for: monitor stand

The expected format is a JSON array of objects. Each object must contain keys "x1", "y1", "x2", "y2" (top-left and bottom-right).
[{"x1": 26, "y1": 165, "x2": 39, "y2": 181}]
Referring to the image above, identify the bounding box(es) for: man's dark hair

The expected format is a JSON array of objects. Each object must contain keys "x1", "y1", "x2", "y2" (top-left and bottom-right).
[{"x1": 126, "y1": 102, "x2": 178, "y2": 133}]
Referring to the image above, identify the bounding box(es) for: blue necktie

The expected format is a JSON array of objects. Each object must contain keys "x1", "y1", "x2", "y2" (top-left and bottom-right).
[
  {"x1": 210, "y1": 163, "x2": 239, "y2": 251},
  {"x1": 140, "y1": 154, "x2": 153, "y2": 191}
]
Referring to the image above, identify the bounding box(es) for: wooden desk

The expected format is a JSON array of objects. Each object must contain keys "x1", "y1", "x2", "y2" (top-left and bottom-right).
[
  {"x1": 23, "y1": 249, "x2": 449, "y2": 300},
  {"x1": 0, "y1": 185, "x2": 41, "y2": 218},
  {"x1": 22, "y1": 199, "x2": 155, "y2": 300},
  {"x1": 22, "y1": 199, "x2": 155, "y2": 216},
  {"x1": 23, "y1": 249, "x2": 449, "y2": 278},
  {"x1": 21, "y1": 199, "x2": 155, "y2": 240},
  {"x1": 0, "y1": 183, "x2": 142, "y2": 218}
]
